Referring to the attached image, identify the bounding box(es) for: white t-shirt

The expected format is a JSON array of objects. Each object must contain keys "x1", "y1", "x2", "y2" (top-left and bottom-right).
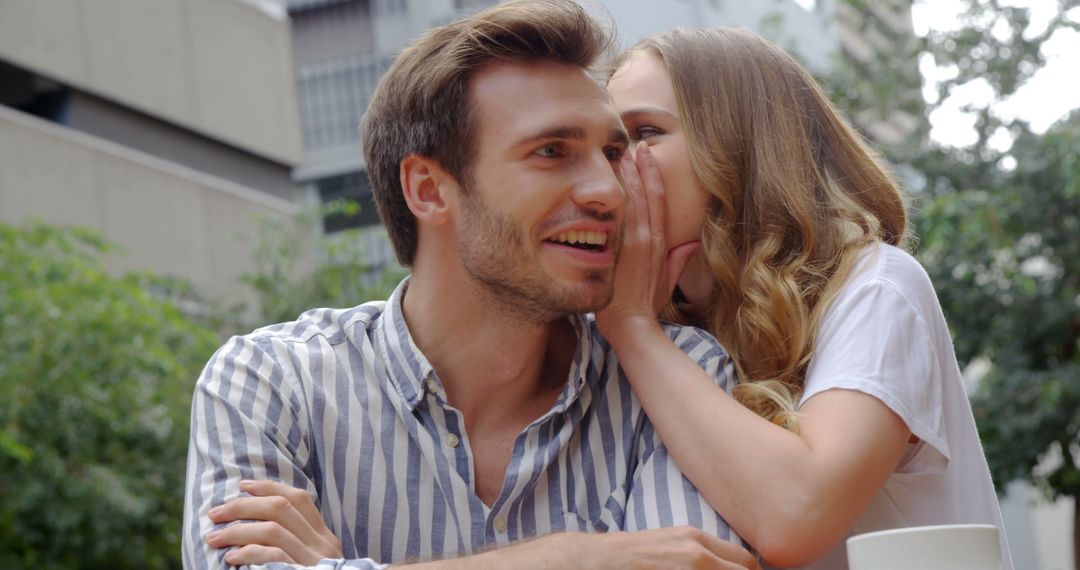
[{"x1": 793, "y1": 243, "x2": 1013, "y2": 570}]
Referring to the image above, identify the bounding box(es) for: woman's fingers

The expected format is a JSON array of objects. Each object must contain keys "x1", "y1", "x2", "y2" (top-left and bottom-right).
[
  {"x1": 619, "y1": 152, "x2": 644, "y2": 248},
  {"x1": 635, "y1": 142, "x2": 666, "y2": 254}
]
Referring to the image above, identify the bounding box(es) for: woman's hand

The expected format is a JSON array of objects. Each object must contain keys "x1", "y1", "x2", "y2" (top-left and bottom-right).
[
  {"x1": 204, "y1": 479, "x2": 343, "y2": 566},
  {"x1": 596, "y1": 142, "x2": 699, "y2": 344}
]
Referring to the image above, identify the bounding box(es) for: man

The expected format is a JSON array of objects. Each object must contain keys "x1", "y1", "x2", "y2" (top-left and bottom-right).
[{"x1": 183, "y1": 1, "x2": 757, "y2": 568}]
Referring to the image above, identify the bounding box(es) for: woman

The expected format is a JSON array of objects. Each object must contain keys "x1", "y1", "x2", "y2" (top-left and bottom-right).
[{"x1": 599, "y1": 27, "x2": 1012, "y2": 569}]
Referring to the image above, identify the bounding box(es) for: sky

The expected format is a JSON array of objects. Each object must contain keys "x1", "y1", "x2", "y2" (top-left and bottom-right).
[{"x1": 909, "y1": 0, "x2": 1080, "y2": 147}]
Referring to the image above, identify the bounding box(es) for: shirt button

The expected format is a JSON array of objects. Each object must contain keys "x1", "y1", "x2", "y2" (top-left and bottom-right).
[
  {"x1": 425, "y1": 378, "x2": 438, "y2": 393},
  {"x1": 493, "y1": 516, "x2": 507, "y2": 533},
  {"x1": 444, "y1": 433, "x2": 460, "y2": 448}
]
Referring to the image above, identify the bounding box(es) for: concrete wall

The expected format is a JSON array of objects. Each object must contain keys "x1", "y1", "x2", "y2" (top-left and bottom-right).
[
  {"x1": 0, "y1": 0, "x2": 303, "y2": 166},
  {"x1": 0, "y1": 104, "x2": 300, "y2": 306},
  {"x1": 291, "y1": 0, "x2": 376, "y2": 66},
  {"x1": 65, "y1": 91, "x2": 297, "y2": 202},
  {"x1": 1001, "y1": 478, "x2": 1076, "y2": 570}
]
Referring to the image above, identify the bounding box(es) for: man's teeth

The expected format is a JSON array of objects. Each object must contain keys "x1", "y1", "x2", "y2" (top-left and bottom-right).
[{"x1": 551, "y1": 231, "x2": 606, "y2": 246}]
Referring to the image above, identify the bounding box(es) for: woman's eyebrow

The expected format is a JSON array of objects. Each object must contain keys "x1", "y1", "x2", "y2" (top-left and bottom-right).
[{"x1": 619, "y1": 106, "x2": 679, "y2": 122}]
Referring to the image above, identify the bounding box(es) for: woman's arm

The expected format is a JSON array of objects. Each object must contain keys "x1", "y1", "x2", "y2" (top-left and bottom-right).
[
  {"x1": 604, "y1": 318, "x2": 909, "y2": 567},
  {"x1": 601, "y1": 146, "x2": 911, "y2": 567}
]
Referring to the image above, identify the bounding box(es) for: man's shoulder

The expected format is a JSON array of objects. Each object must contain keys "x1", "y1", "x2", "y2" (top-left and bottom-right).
[
  {"x1": 658, "y1": 321, "x2": 730, "y2": 364},
  {"x1": 247, "y1": 300, "x2": 389, "y2": 348},
  {"x1": 584, "y1": 316, "x2": 731, "y2": 382},
  {"x1": 201, "y1": 299, "x2": 390, "y2": 383}
]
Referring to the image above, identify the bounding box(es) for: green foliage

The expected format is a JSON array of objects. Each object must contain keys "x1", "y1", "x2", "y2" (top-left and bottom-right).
[
  {"x1": 0, "y1": 221, "x2": 220, "y2": 569},
  {"x1": 0, "y1": 200, "x2": 405, "y2": 568},
  {"x1": 917, "y1": 113, "x2": 1080, "y2": 499},
  {"x1": 242, "y1": 199, "x2": 406, "y2": 325},
  {"x1": 821, "y1": 0, "x2": 1080, "y2": 507}
]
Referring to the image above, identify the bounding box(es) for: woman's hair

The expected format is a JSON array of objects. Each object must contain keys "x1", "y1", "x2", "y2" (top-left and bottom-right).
[{"x1": 612, "y1": 28, "x2": 908, "y2": 430}]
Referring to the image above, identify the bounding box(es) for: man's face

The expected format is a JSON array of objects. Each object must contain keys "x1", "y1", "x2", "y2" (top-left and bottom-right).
[{"x1": 455, "y1": 60, "x2": 629, "y2": 323}]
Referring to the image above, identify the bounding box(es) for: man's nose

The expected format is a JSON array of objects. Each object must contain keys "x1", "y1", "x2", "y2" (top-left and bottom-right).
[{"x1": 571, "y1": 152, "x2": 625, "y2": 215}]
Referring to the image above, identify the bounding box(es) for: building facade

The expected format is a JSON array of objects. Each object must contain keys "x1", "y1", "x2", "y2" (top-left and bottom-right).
[{"x1": 0, "y1": 0, "x2": 305, "y2": 305}]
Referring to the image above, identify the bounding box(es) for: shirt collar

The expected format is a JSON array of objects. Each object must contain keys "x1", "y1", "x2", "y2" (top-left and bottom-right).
[
  {"x1": 548, "y1": 313, "x2": 597, "y2": 414},
  {"x1": 376, "y1": 277, "x2": 436, "y2": 411},
  {"x1": 375, "y1": 276, "x2": 601, "y2": 413}
]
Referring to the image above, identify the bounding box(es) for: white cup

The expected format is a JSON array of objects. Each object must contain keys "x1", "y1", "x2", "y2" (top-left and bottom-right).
[{"x1": 846, "y1": 524, "x2": 1001, "y2": 570}]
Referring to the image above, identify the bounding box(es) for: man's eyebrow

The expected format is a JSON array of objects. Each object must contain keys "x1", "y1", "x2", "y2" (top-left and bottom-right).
[
  {"x1": 514, "y1": 126, "x2": 629, "y2": 148},
  {"x1": 514, "y1": 126, "x2": 588, "y2": 148},
  {"x1": 609, "y1": 127, "x2": 630, "y2": 148}
]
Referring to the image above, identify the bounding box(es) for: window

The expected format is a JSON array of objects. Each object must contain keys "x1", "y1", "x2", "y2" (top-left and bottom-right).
[
  {"x1": 316, "y1": 171, "x2": 382, "y2": 232},
  {"x1": 0, "y1": 60, "x2": 70, "y2": 124}
]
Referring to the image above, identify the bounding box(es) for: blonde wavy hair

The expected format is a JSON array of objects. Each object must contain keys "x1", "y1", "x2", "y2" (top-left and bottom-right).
[{"x1": 612, "y1": 28, "x2": 908, "y2": 431}]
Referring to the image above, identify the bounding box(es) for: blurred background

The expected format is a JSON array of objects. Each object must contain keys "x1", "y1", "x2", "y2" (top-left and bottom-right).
[{"x1": 0, "y1": 0, "x2": 1076, "y2": 568}]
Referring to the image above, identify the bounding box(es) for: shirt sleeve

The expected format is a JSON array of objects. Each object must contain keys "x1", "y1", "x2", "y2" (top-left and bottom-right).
[
  {"x1": 621, "y1": 326, "x2": 744, "y2": 547},
  {"x1": 800, "y1": 266, "x2": 951, "y2": 474},
  {"x1": 181, "y1": 334, "x2": 389, "y2": 570}
]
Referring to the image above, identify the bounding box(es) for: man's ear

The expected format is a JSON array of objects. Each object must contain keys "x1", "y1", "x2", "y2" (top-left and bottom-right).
[{"x1": 400, "y1": 154, "x2": 458, "y2": 225}]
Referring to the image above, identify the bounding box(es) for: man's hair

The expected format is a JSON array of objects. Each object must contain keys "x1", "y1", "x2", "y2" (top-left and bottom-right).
[{"x1": 362, "y1": 0, "x2": 613, "y2": 266}]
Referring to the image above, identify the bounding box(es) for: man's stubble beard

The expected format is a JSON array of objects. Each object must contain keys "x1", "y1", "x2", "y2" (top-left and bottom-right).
[{"x1": 457, "y1": 189, "x2": 618, "y2": 324}]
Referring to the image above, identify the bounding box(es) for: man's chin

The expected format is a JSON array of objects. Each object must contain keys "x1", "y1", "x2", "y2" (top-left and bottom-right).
[{"x1": 552, "y1": 276, "x2": 614, "y2": 314}]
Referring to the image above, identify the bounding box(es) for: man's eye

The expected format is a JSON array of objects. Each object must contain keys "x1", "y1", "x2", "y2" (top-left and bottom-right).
[
  {"x1": 604, "y1": 147, "x2": 625, "y2": 161},
  {"x1": 634, "y1": 126, "x2": 663, "y2": 140},
  {"x1": 535, "y1": 144, "x2": 563, "y2": 158}
]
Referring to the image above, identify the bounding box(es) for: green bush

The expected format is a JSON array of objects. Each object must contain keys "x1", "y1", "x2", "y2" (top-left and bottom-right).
[
  {"x1": 0, "y1": 222, "x2": 219, "y2": 569},
  {"x1": 0, "y1": 210, "x2": 404, "y2": 568}
]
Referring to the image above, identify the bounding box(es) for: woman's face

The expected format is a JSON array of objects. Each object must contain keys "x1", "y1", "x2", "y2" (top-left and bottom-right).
[{"x1": 608, "y1": 52, "x2": 712, "y2": 250}]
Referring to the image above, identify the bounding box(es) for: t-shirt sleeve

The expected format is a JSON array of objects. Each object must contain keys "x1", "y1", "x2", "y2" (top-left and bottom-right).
[{"x1": 799, "y1": 263, "x2": 951, "y2": 474}]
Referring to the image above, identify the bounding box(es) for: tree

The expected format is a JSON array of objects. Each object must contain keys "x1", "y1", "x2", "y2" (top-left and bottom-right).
[
  {"x1": 0, "y1": 222, "x2": 220, "y2": 568},
  {"x1": 820, "y1": 0, "x2": 1080, "y2": 564},
  {"x1": 918, "y1": 112, "x2": 1080, "y2": 564}
]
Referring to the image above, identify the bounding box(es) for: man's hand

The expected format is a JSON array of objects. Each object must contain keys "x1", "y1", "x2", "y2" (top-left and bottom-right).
[
  {"x1": 438, "y1": 526, "x2": 760, "y2": 570},
  {"x1": 589, "y1": 526, "x2": 760, "y2": 570},
  {"x1": 204, "y1": 480, "x2": 343, "y2": 566}
]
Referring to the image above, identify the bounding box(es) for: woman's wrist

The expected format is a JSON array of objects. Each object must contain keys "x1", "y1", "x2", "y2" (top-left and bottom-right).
[{"x1": 598, "y1": 313, "x2": 666, "y2": 351}]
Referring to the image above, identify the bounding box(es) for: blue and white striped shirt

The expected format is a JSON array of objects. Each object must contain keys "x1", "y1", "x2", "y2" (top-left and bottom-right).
[{"x1": 183, "y1": 279, "x2": 741, "y2": 569}]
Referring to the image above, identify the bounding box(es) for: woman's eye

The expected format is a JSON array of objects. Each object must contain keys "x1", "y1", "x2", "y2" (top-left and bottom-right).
[
  {"x1": 634, "y1": 126, "x2": 663, "y2": 140},
  {"x1": 535, "y1": 144, "x2": 563, "y2": 158}
]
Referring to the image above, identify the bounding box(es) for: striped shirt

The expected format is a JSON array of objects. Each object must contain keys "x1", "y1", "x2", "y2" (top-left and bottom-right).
[{"x1": 183, "y1": 278, "x2": 741, "y2": 569}]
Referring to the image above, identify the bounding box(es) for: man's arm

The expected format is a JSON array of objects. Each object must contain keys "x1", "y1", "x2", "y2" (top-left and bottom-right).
[
  {"x1": 207, "y1": 482, "x2": 758, "y2": 569},
  {"x1": 183, "y1": 335, "x2": 360, "y2": 569}
]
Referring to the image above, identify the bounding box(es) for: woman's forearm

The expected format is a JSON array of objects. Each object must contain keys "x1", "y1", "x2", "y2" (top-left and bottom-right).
[{"x1": 604, "y1": 318, "x2": 907, "y2": 567}]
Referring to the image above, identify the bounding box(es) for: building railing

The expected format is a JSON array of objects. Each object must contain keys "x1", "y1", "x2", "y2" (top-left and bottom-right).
[{"x1": 296, "y1": 52, "x2": 394, "y2": 152}]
